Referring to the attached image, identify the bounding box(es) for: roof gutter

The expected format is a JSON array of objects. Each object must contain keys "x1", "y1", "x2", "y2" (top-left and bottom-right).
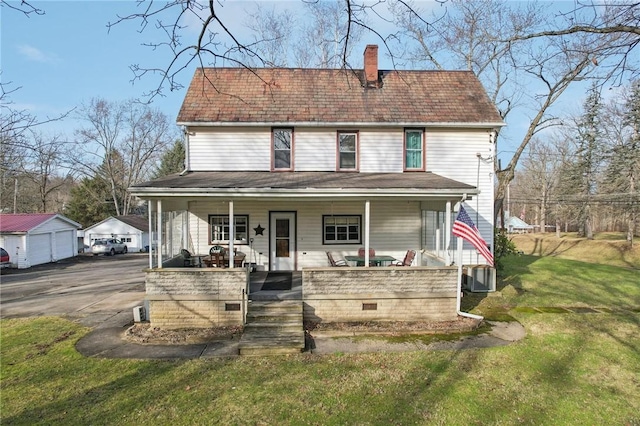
[
  {"x1": 129, "y1": 187, "x2": 478, "y2": 199},
  {"x1": 177, "y1": 121, "x2": 506, "y2": 129}
]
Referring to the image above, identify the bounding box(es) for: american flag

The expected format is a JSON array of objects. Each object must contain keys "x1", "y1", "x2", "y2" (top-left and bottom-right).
[{"x1": 453, "y1": 206, "x2": 494, "y2": 266}]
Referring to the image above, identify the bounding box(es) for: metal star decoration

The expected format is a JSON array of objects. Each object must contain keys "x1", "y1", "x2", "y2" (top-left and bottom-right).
[{"x1": 253, "y1": 224, "x2": 265, "y2": 236}]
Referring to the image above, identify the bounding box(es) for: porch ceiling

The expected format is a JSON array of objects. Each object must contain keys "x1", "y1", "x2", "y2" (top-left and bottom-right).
[{"x1": 130, "y1": 171, "x2": 476, "y2": 200}]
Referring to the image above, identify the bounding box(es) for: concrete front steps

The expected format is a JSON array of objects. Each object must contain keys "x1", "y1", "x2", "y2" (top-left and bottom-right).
[{"x1": 239, "y1": 300, "x2": 305, "y2": 356}]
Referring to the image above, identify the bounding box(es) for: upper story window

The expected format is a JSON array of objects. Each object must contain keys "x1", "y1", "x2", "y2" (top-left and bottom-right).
[
  {"x1": 272, "y1": 128, "x2": 293, "y2": 170},
  {"x1": 404, "y1": 129, "x2": 425, "y2": 171},
  {"x1": 209, "y1": 214, "x2": 249, "y2": 243},
  {"x1": 337, "y1": 131, "x2": 358, "y2": 171}
]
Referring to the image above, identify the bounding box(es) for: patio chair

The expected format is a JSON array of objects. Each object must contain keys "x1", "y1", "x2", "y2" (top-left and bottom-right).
[
  {"x1": 326, "y1": 251, "x2": 348, "y2": 267},
  {"x1": 357, "y1": 247, "x2": 376, "y2": 266},
  {"x1": 209, "y1": 245, "x2": 227, "y2": 267},
  {"x1": 181, "y1": 249, "x2": 200, "y2": 267},
  {"x1": 391, "y1": 249, "x2": 416, "y2": 266}
]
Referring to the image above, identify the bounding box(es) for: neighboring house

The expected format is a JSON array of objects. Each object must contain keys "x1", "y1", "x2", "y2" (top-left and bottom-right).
[
  {"x1": 130, "y1": 45, "x2": 505, "y2": 330},
  {"x1": 0, "y1": 213, "x2": 81, "y2": 269},
  {"x1": 506, "y1": 216, "x2": 534, "y2": 234},
  {"x1": 83, "y1": 215, "x2": 150, "y2": 253}
]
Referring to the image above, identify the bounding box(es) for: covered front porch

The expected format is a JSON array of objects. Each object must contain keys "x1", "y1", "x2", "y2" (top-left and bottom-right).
[{"x1": 131, "y1": 171, "x2": 490, "y2": 332}]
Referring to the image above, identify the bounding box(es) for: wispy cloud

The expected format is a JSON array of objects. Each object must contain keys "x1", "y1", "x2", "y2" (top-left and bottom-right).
[{"x1": 17, "y1": 44, "x2": 60, "y2": 63}]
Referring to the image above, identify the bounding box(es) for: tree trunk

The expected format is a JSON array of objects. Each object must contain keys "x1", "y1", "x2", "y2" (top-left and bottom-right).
[
  {"x1": 539, "y1": 186, "x2": 546, "y2": 234},
  {"x1": 585, "y1": 204, "x2": 593, "y2": 239},
  {"x1": 629, "y1": 174, "x2": 636, "y2": 246}
]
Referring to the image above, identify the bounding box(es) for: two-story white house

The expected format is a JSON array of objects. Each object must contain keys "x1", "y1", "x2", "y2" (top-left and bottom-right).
[{"x1": 130, "y1": 45, "x2": 504, "y2": 336}]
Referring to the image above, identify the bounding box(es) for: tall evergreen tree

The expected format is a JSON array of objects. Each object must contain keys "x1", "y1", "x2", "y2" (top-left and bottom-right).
[
  {"x1": 65, "y1": 176, "x2": 117, "y2": 228},
  {"x1": 567, "y1": 83, "x2": 604, "y2": 239},
  {"x1": 153, "y1": 139, "x2": 185, "y2": 178},
  {"x1": 604, "y1": 80, "x2": 640, "y2": 243}
]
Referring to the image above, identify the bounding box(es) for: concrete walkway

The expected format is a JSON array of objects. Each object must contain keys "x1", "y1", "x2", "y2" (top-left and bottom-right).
[{"x1": 75, "y1": 311, "x2": 526, "y2": 359}]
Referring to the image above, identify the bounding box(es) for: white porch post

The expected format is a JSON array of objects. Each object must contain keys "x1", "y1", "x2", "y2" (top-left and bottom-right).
[
  {"x1": 445, "y1": 200, "x2": 452, "y2": 265},
  {"x1": 156, "y1": 200, "x2": 163, "y2": 268},
  {"x1": 228, "y1": 200, "x2": 234, "y2": 268},
  {"x1": 364, "y1": 200, "x2": 370, "y2": 267},
  {"x1": 456, "y1": 236, "x2": 463, "y2": 310},
  {"x1": 183, "y1": 210, "x2": 189, "y2": 251},
  {"x1": 147, "y1": 200, "x2": 153, "y2": 269},
  {"x1": 435, "y1": 218, "x2": 441, "y2": 259}
]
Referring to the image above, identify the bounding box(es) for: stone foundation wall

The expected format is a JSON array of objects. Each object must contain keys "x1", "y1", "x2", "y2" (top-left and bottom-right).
[
  {"x1": 302, "y1": 267, "x2": 458, "y2": 323},
  {"x1": 145, "y1": 268, "x2": 247, "y2": 329}
]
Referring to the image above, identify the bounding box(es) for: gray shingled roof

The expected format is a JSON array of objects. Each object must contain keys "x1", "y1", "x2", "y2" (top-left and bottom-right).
[
  {"x1": 115, "y1": 215, "x2": 149, "y2": 231},
  {"x1": 131, "y1": 171, "x2": 475, "y2": 196}
]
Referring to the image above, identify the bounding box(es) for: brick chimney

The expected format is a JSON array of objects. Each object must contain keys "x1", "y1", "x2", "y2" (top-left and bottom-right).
[{"x1": 364, "y1": 45, "x2": 379, "y2": 88}]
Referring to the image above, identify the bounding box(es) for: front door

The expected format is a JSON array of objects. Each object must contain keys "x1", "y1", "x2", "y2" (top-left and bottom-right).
[{"x1": 270, "y1": 212, "x2": 296, "y2": 271}]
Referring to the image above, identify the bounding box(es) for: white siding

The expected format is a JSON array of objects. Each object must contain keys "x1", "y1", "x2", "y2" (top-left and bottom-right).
[
  {"x1": 0, "y1": 235, "x2": 24, "y2": 268},
  {"x1": 189, "y1": 127, "x2": 406, "y2": 172},
  {"x1": 359, "y1": 129, "x2": 403, "y2": 172},
  {"x1": 185, "y1": 200, "x2": 422, "y2": 271},
  {"x1": 31, "y1": 217, "x2": 73, "y2": 233},
  {"x1": 295, "y1": 129, "x2": 335, "y2": 171},
  {"x1": 426, "y1": 129, "x2": 495, "y2": 263},
  {"x1": 189, "y1": 127, "x2": 271, "y2": 171},
  {"x1": 183, "y1": 125, "x2": 495, "y2": 266}
]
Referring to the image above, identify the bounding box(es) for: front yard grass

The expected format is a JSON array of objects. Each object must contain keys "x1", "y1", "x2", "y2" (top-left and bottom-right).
[{"x1": 2, "y1": 236, "x2": 639, "y2": 425}]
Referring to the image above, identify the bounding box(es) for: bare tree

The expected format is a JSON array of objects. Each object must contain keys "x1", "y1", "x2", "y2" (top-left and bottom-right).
[
  {"x1": 18, "y1": 132, "x2": 73, "y2": 212},
  {"x1": 1, "y1": 82, "x2": 73, "y2": 213},
  {"x1": 0, "y1": 0, "x2": 44, "y2": 16},
  {"x1": 86, "y1": 0, "x2": 640, "y2": 218},
  {"x1": 509, "y1": 1, "x2": 640, "y2": 85},
  {"x1": 73, "y1": 98, "x2": 177, "y2": 216},
  {"x1": 244, "y1": 4, "x2": 296, "y2": 67},
  {"x1": 517, "y1": 139, "x2": 563, "y2": 234},
  {"x1": 293, "y1": 0, "x2": 365, "y2": 68}
]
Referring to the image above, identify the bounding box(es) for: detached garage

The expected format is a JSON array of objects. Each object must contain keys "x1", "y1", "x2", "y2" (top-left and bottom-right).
[
  {"x1": 0, "y1": 213, "x2": 81, "y2": 269},
  {"x1": 83, "y1": 215, "x2": 150, "y2": 253}
]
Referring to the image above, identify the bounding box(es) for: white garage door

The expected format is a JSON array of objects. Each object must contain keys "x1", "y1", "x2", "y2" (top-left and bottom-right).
[
  {"x1": 55, "y1": 230, "x2": 75, "y2": 259},
  {"x1": 28, "y1": 233, "x2": 52, "y2": 266}
]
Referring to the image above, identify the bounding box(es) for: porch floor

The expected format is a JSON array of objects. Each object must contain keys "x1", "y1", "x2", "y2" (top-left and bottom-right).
[{"x1": 248, "y1": 271, "x2": 302, "y2": 301}]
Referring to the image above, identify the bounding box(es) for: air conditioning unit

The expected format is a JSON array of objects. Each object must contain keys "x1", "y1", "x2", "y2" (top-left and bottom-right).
[
  {"x1": 463, "y1": 265, "x2": 496, "y2": 293},
  {"x1": 133, "y1": 305, "x2": 146, "y2": 322}
]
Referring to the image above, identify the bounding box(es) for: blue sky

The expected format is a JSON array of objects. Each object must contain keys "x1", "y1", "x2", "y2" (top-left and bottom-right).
[
  {"x1": 2, "y1": 1, "x2": 594, "y2": 166},
  {"x1": 2, "y1": 1, "x2": 198, "y2": 135}
]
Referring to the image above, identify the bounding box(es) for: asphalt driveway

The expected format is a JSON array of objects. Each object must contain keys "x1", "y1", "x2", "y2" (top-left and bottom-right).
[{"x1": 0, "y1": 254, "x2": 147, "y2": 328}]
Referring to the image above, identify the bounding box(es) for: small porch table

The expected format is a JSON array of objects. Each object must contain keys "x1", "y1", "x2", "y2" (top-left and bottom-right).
[
  {"x1": 345, "y1": 255, "x2": 397, "y2": 267},
  {"x1": 202, "y1": 252, "x2": 246, "y2": 268}
]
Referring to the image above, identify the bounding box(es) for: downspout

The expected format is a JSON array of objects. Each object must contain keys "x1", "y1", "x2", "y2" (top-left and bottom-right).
[
  {"x1": 455, "y1": 196, "x2": 484, "y2": 321},
  {"x1": 180, "y1": 126, "x2": 191, "y2": 176}
]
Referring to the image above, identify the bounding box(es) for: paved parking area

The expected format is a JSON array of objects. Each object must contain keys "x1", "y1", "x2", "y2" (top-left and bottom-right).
[{"x1": 0, "y1": 254, "x2": 147, "y2": 327}]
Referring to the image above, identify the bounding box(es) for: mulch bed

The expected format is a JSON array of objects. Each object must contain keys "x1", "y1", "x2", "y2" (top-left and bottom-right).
[
  {"x1": 305, "y1": 317, "x2": 482, "y2": 336},
  {"x1": 124, "y1": 317, "x2": 482, "y2": 345},
  {"x1": 124, "y1": 324, "x2": 243, "y2": 345}
]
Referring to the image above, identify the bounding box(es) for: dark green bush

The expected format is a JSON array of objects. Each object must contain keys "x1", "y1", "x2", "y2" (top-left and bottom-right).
[{"x1": 494, "y1": 229, "x2": 519, "y2": 271}]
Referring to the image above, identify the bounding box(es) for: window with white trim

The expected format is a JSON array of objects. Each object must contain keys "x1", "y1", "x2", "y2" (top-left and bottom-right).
[
  {"x1": 338, "y1": 131, "x2": 358, "y2": 170},
  {"x1": 323, "y1": 215, "x2": 361, "y2": 244},
  {"x1": 404, "y1": 129, "x2": 424, "y2": 170},
  {"x1": 208, "y1": 215, "x2": 249, "y2": 243},
  {"x1": 273, "y1": 128, "x2": 293, "y2": 170}
]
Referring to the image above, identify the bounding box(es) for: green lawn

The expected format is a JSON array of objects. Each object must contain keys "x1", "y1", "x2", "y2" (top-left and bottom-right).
[{"x1": 2, "y1": 252, "x2": 639, "y2": 425}]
